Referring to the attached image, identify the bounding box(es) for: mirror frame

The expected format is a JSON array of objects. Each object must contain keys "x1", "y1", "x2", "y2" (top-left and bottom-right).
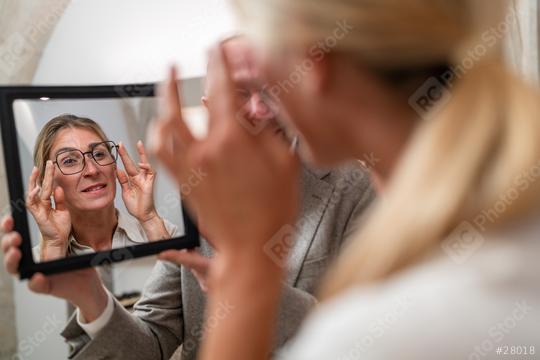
[{"x1": 0, "y1": 84, "x2": 199, "y2": 279}]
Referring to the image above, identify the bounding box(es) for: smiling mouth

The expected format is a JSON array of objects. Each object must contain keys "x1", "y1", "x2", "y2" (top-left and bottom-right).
[{"x1": 82, "y1": 184, "x2": 107, "y2": 193}]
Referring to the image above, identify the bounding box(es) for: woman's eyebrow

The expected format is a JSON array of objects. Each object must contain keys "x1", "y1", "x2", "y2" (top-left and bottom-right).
[
  {"x1": 54, "y1": 146, "x2": 78, "y2": 155},
  {"x1": 54, "y1": 142, "x2": 102, "y2": 156},
  {"x1": 89, "y1": 142, "x2": 102, "y2": 148}
]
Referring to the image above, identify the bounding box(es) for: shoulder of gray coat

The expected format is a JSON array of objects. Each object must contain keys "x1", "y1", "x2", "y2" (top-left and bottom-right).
[{"x1": 306, "y1": 161, "x2": 373, "y2": 197}]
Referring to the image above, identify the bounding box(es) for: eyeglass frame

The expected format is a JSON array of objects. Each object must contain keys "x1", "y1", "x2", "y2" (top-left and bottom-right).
[{"x1": 53, "y1": 140, "x2": 119, "y2": 176}]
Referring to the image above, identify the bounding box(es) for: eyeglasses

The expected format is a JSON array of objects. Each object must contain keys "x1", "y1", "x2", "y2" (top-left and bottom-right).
[
  {"x1": 236, "y1": 87, "x2": 275, "y2": 104},
  {"x1": 54, "y1": 141, "x2": 119, "y2": 175}
]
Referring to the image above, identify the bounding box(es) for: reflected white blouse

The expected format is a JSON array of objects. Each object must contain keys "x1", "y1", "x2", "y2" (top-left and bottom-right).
[{"x1": 32, "y1": 209, "x2": 180, "y2": 261}]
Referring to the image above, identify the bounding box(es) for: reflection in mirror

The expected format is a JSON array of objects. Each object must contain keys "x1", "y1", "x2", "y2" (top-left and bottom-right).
[{"x1": 12, "y1": 97, "x2": 187, "y2": 264}]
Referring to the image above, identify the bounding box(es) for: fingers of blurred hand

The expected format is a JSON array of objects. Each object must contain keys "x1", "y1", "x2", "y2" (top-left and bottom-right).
[
  {"x1": 157, "y1": 66, "x2": 195, "y2": 146},
  {"x1": 207, "y1": 45, "x2": 239, "y2": 131},
  {"x1": 28, "y1": 273, "x2": 51, "y2": 294},
  {"x1": 149, "y1": 118, "x2": 183, "y2": 179},
  {"x1": 158, "y1": 249, "x2": 209, "y2": 273},
  {"x1": 118, "y1": 142, "x2": 139, "y2": 176},
  {"x1": 1, "y1": 215, "x2": 13, "y2": 233},
  {"x1": 159, "y1": 66, "x2": 181, "y2": 120},
  {"x1": 4, "y1": 246, "x2": 21, "y2": 274},
  {"x1": 1, "y1": 230, "x2": 21, "y2": 253},
  {"x1": 39, "y1": 161, "x2": 54, "y2": 202}
]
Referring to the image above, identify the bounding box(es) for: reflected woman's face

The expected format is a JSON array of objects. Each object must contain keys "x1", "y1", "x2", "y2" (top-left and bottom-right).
[{"x1": 49, "y1": 128, "x2": 117, "y2": 212}]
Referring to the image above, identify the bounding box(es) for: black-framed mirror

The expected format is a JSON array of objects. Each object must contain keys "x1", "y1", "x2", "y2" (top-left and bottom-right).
[{"x1": 0, "y1": 84, "x2": 199, "y2": 279}]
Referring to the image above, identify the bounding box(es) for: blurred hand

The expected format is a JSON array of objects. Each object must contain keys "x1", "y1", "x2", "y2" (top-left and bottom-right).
[
  {"x1": 160, "y1": 249, "x2": 211, "y2": 292},
  {"x1": 150, "y1": 46, "x2": 300, "y2": 261},
  {"x1": 1, "y1": 215, "x2": 108, "y2": 322},
  {"x1": 117, "y1": 141, "x2": 159, "y2": 223},
  {"x1": 26, "y1": 162, "x2": 71, "y2": 260}
]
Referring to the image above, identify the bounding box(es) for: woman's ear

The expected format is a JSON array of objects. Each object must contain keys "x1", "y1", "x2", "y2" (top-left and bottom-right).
[{"x1": 201, "y1": 96, "x2": 209, "y2": 108}]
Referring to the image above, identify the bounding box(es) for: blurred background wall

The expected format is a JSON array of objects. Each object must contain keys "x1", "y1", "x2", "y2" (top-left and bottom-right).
[{"x1": 506, "y1": 0, "x2": 540, "y2": 84}]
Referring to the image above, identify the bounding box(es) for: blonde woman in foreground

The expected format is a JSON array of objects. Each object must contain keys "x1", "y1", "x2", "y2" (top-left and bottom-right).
[{"x1": 151, "y1": 0, "x2": 540, "y2": 359}]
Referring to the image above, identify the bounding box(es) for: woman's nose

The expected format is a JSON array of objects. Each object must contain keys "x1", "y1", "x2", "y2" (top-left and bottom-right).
[
  {"x1": 248, "y1": 93, "x2": 275, "y2": 121},
  {"x1": 82, "y1": 155, "x2": 99, "y2": 176}
]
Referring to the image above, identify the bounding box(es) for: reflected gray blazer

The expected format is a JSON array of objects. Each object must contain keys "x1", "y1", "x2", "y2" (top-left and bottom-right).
[{"x1": 61, "y1": 163, "x2": 376, "y2": 360}]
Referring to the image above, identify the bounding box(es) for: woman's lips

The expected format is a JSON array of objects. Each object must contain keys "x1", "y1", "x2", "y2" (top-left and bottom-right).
[{"x1": 81, "y1": 183, "x2": 107, "y2": 194}]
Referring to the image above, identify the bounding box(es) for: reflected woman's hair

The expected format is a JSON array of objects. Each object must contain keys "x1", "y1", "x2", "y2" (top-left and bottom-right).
[{"x1": 33, "y1": 114, "x2": 109, "y2": 183}]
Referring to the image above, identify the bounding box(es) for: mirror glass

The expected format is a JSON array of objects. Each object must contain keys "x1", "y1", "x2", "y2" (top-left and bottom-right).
[{"x1": 12, "y1": 96, "x2": 188, "y2": 263}]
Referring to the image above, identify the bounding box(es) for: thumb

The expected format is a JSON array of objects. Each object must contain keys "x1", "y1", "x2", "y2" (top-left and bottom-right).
[
  {"x1": 53, "y1": 186, "x2": 67, "y2": 211},
  {"x1": 158, "y1": 249, "x2": 209, "y2": 274},
  {"x1": 28, "y1": 273, "x2": 52, "y2": 295}
]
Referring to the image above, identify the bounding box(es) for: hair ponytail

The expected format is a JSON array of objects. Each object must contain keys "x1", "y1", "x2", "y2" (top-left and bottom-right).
[{"x1": 321, "y1": 58, "x2": 540, "y2": 299}]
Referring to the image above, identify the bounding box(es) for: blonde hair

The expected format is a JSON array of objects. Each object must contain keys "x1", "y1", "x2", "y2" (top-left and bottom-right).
[
  {"x1": 232, "y1": 0, "x2": 540, "y2": 298},
  {"x1": 33, "y1": 114, "x2": 109, "y2": 183}
]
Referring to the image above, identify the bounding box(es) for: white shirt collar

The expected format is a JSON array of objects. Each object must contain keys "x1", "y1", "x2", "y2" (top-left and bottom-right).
[{"x1": 67, "y1": 209, "x2": 147, "y2": 255}]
